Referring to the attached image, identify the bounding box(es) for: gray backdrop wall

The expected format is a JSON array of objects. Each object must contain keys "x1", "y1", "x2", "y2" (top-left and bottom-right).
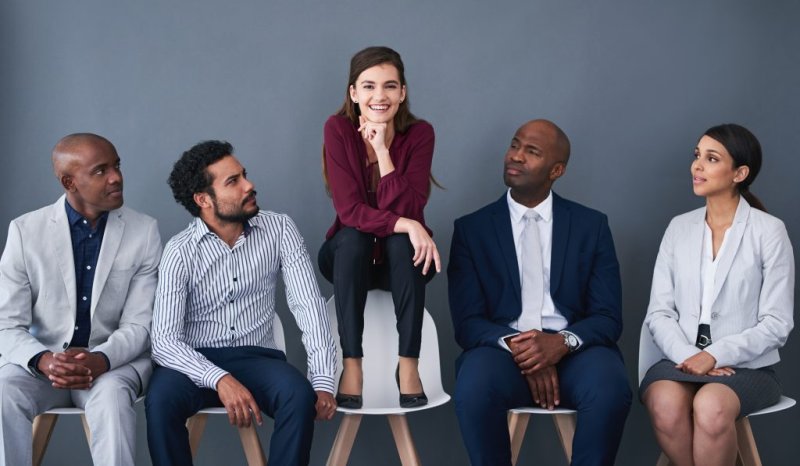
[{"x1": 3, "y1": 1, "x2": 799, "y2": 464}]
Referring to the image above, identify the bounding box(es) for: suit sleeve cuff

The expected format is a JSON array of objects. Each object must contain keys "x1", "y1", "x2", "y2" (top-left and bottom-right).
[{"x1": 92, "y1": 351, "x2": 111, "y2": 372}]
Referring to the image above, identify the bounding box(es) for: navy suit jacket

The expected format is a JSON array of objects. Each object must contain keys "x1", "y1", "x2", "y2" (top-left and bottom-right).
[{"x1": 448, "y1": 192, "x2": 623, "y2": 353}]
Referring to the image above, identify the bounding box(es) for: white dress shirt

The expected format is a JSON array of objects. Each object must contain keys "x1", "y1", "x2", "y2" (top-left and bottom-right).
[
  {"x1": 507, "y1": 189, "x2": 569, "y2": 332},
  {"x1": 700, "y1": 223, "x2": 731, "y2": 326}
]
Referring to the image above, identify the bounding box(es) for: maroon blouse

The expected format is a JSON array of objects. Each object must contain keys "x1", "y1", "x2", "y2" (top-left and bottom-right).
[{"x1": 323, "y1": 114, "x2": 435, "y2": 240}]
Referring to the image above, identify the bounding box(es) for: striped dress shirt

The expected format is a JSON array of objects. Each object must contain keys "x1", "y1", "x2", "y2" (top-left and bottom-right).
[{"x1": 152, "y1": 211, "x2": 336, "y2": 393}]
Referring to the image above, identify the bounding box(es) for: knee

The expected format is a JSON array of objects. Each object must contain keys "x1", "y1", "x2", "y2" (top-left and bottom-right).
[
  {"x1": 277, "y1": 381, "x2": 316, "y2": 419},
  {"x1": 693, "y1": 394, "x2": 736, "y2": 438},
  {"x1": 646, "y1": 392, "x2": 690, "y2": 435},
  {"x1": 85, "y1": 384, "x2": 135, "y2": 414},
  {"x1": 334, "y1": 228, "x2": 373, "y2": 258}
]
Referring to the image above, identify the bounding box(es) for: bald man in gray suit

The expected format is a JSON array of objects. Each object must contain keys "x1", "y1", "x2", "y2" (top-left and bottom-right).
[{"x1": 0, "y1": 134, "x2": 161, "y2": 466}]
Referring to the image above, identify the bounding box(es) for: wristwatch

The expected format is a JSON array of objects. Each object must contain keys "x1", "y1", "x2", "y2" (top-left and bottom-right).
[{"x1": 558, "y1": 330, "x2": 580, "y2": 353}]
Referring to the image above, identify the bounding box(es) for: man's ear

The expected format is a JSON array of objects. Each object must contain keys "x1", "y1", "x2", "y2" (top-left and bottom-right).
[
  {"x1": 60, "y1": 175, "x2": 75, "y2": 192},
  {"x1": 550, "y1": 162, "x2": 566, "y2": 181},
  {"x1": 193, "y1": 192, "x2": 210, "y2": 210}
]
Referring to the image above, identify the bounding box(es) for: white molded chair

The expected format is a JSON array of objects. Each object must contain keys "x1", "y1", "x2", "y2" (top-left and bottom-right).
[
  {"x1": 185, "y1": 314, "x2": 286, "y2": 466},
  {"x1": 325, "y1": 290, "x2": 450, "y2": 466},
  {"x1": 31, "y1": 396, "x2": 144, "y2": 466},
  {"x1": 639, "y1": 322, "x2": 796, "y2": 466}
]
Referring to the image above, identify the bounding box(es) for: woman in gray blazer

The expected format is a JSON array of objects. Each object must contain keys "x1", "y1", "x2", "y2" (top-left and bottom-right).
[{"x1": 641, "y1": 124, "x2": 794, "y2": 466}]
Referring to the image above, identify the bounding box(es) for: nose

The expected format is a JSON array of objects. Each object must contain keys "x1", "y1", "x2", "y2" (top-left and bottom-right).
[
  {"x1": 108, "y1": 166, "x2": 122, "y2": 184},
  {"x1": 507, "y1": 147, "x2": 524, "y2": 163},
  {"x1": 243, "y1": 177, "x2": 255, "y2": 192}
]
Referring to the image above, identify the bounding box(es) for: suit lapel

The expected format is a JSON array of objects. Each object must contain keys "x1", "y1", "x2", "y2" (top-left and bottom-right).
[
  {"x1": 710, "y1": 198, "x2": 750, "y2": 308},
  {"x1": 91, "y1": 209, "x2": 124, "y2": 315},
  {"x1": 49, "y1": 196, "x2": 77, "y2": 319},
  {"x1": 550, "y1": 193, "x2": 570, "y2": 294},
  {"x1": 684, "y1": 208, "x2": 705, "y2": 317},
  {"x1": 491, "y1": 196, "x2": 522, "y2": 305}
]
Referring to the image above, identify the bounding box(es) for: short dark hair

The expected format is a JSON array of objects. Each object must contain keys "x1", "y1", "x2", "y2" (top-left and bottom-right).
[{"x1": 168, "y1": 140, "x2": 233, "y2": 217}]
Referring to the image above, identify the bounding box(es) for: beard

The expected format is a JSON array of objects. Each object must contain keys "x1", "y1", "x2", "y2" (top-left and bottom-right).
[{"x1": 211, "y1": 191, "x2": 259, "y2": 224}]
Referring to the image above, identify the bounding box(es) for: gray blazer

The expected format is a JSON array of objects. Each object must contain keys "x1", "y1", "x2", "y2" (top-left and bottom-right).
[
  {"x1": 0, "y1": 195, "x2": 162, "y2": 382},
  {"x1": 645, "y1": 197, "x2": 794, "y2": 369}
]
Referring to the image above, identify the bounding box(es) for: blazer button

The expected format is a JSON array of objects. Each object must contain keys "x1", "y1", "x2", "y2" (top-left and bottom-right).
[
  {"x1": 63, "y1": 342, "x2": 69, "y2": 349},
  {"x1": 711, "y1": 312, "x2": 719, "y2": 319}
]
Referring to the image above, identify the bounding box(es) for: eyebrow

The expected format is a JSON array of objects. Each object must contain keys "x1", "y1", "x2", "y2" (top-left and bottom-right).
[{"x1": 360, "y1": 79, "x2": 400, "y2": 85}]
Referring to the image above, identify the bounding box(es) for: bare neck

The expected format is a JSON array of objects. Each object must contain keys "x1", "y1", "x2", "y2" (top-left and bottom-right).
[{"x1": 705, "y1": 192, "x2": 740, "y2": 229}]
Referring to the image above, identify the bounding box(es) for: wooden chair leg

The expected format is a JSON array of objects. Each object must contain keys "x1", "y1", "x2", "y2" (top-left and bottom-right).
[
  {"x1": 552, "y1": 413, "x2": 577, "y2": 462},
  {"x1": 238, "y1": 425, "x2": 267, "y2": 466},
  {"x1": 186, "y1": 413, "x2": 209, "y2": 458},
  {"x1": 735, "y1": 417, "x2": 762, "y2": 466},
  {"x1": 656, "y1": 452, "x2": 672, "y2": 466},
  {"x1": 80, "y1": 414, "x2": 92, "y2": 444},
  {"x1": 387, "y1": 414, "x2": 420, "y2": 466},
  {"x1": 507, "y1": 412, "x2": 530, "y2": 466},
  {"x1": 32, "y1": 414, "x2": 59, "y2": 466},
  {"x1": 327, "y1": 413, "x2": 362, "y2": 466}
]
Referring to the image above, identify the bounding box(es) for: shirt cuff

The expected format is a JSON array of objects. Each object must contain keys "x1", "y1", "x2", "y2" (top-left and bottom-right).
[
  {"x1": 498, "y1": 332, "x2": 520, "y2": 352},
  {"x1": 202, "y1": 366, "x2": 230, "y2": 390},
  {"x1": 310, "y1": 375, "x2": 335, "y2": 394}
]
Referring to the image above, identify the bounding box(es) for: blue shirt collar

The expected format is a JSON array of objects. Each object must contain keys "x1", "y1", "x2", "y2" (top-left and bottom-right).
[{"x1": 65, "y1": 199, "x2": 109, "y2": 230}]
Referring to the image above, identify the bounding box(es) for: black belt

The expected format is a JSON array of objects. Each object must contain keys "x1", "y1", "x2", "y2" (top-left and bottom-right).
[{"x1": 695, "y1": 324, "x2": 712, "y2": 349}]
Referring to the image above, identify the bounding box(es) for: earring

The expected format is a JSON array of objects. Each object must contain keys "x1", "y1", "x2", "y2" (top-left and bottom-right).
[{"x1": 353, "y1": 99, "x2": 358, "y2": 103}]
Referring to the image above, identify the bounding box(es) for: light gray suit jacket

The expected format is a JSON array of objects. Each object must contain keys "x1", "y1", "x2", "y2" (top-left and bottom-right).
[
  {"x1": 0, "y1": 195, "x2": 162, "y2": 382},
  {"x1": 645, "y1": 197, "x2": 794, "y2": 369}
]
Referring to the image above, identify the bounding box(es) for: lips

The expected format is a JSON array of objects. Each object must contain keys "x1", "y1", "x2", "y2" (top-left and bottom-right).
[
  {"x1": 107, "y1": 189, "x2": 123, "y2": 197},
  {"x1": 369, "y1": 104, "x2": 389, "y2": 111},
  {"x1": 505, "y1": 166, "x2": 522, "y2": 176},
  {"x1": 692, "y1": 176, "x2": 706, "y2": 184}
]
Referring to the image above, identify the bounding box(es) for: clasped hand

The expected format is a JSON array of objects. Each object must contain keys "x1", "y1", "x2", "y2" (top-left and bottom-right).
[
  {"x1": 508, "y1": 330, "x2": 568, "y2": 410},
  {"x1": 675, "y1": 351, "x2": 735, "y2": 376},
  {"x1": 38, "y1": 348, "x2": 108, "y2": 389}
]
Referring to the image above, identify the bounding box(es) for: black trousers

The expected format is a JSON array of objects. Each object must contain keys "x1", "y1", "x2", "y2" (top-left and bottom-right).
[{"x1": 318, "y1": 227, "x2": 434, "y2": 358}]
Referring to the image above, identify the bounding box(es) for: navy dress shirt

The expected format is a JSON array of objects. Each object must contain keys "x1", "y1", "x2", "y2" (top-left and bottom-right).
[{"x1": 65, "y1": 201, "x2": 108, "y2": 347}]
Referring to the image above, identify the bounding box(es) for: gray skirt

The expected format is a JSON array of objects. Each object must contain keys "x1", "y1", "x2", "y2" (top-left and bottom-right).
[{"x1": 639, "y1": 359, "x2": 781, "y2": 417}]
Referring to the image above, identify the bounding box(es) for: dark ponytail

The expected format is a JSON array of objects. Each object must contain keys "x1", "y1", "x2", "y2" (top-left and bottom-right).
[{"x1": 703, "y1": 124, "x2": 766, "y2": 212}]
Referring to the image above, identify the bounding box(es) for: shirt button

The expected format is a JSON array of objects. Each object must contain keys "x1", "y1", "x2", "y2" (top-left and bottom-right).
[
  {"x1": 233, "y1": 277, "x2": 238, "y2": 282},
  {"x1": 711, "y1": 312, "x2": 719, "y2": 319},
  {"x1": 86, "y1": 265, "x2": 92, "y2": 270},
  {"x1": 230, "y1": 326, "x2": 235, "y2": 331},
  {"x1": 229, "y1": 300, "x2": 234, "y2": 304},
  {"x1": 75, "y1": 326, "x2": 79, "y2": 330},
  {"x1": 82, "y1": 296, "x2": 88, "y2": 301},
  {"x1": 82, "y1": 220, "x2": 87, "y2": 225},
  {"x1": 62, "y1": 342, "x2": 69, "y2": 349},
  {"x1": 88, "y1": 234, "x2": 93, "y2": 238}
]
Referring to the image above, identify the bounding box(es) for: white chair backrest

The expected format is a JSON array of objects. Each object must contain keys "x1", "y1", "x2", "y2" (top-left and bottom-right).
[
  {"x1": 273, "y1": 313, "x2": 286, "y2": 353},
  {"x1": 326, "y1": 290, "x2": 447, "y2": 411},
  {"x1": 638, "y1": 320, "x2": 665, "y2": 385}
]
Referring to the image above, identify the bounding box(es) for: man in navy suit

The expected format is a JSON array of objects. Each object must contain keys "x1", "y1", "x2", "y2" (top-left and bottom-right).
[{"x1": 448, "y1": 119, "x2": 631, "y2": 466}]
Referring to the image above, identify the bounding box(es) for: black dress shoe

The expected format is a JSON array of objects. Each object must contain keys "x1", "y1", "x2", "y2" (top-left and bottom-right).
[
  {"x1": 395, "y1": 366, "x2": 428, "y2": 408},
  {"x1": 335, "y1": 392, "x2": 363, "y2": 409}
]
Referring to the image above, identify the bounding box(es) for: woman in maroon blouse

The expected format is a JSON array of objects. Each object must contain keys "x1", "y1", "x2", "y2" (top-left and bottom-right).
[{"x1": 319, "y1": 46, "x2": 441, "y2": 409}]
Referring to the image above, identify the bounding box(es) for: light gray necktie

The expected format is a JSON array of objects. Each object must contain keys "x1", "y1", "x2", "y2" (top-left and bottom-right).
[{"x1": 519, "y1": 210, "x2": 543, "y2": 331}]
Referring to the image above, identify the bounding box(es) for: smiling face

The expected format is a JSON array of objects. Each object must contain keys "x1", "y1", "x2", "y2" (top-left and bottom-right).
[
  {"x1": 57, "y1": 138, "x2": 124, "y2": 220},
  {"x1": 349, "y1": 63, "x2": 406, "y2": 126},
  {"x1": 692, "y1": 135, "x2": 749, "y2": 199},
  {"x1": 503, "y1": 120, "x2": 567, "y2": 206},
  {"x1": 197, "y1": 155, "x2": 259, "y2": 224}
]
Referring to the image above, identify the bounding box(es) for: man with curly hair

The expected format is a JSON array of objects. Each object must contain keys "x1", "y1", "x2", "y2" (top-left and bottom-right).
[{"x1": 145, "y1": 140, "x2": 337, "y2": 466}]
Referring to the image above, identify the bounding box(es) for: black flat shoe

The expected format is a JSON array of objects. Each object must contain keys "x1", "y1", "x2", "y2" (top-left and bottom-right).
[
  {"x1": 335, "y1": 393, "x2": 363, "y2": 409},
  {"x1": 395, "y1": 365, "x2": 428, "y2": 408}
]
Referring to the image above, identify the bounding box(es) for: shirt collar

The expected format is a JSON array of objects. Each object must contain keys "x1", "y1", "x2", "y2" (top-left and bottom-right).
[
  {"x1": 190, "y1": 215, "x2": 259, "y2": 244},
  {"x1": 506, "y1": 188, "x2": 553, "y2": 224},
  {"x1": 64, "y1": 199, "x2": 109, "y2": 229}
]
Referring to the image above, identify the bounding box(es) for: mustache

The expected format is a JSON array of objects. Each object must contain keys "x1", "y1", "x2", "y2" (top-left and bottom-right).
[{"x1": 243, "y1": 191, "x2": 257, "y2": 203}]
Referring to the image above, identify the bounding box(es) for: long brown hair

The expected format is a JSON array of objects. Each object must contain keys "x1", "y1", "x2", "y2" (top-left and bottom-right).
[
  {"x1": 322, "y1": 46, "x2": 441, "y2": 193},
  {"x1": 703, "y1": 124, "x2": 766, "y2": 212}
]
